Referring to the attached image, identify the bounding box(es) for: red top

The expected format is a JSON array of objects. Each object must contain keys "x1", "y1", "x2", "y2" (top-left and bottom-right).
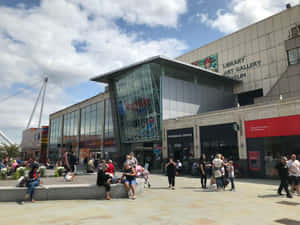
[{"x1": 106, "y1": 163, "x2": 115, "y2": 174}]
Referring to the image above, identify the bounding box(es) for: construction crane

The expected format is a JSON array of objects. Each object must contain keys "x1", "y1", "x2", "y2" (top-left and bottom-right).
[{"x1": 26, "y1": 77, "x2": 48, "y2": 129}]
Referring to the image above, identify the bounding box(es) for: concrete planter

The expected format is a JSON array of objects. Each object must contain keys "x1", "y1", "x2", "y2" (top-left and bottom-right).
[{"x1": 0, "y1": 179, "x2": 144, "y2": 202}]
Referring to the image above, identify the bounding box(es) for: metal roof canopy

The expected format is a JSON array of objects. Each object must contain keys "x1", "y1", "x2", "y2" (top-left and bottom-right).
[{"x1": 90, "y1": 55, "x2": 241, "y2": 84}]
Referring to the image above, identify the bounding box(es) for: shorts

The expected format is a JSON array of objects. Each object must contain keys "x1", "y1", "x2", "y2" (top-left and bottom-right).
[
  {"x1": 124, "y1": 179, "x2": 136, "y2": 185},
  {"x1": 289, "y1": 176, "x2": 299, "y2": 186}
]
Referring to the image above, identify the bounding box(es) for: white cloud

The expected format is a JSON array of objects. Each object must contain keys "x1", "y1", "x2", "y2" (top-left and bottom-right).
[
  {"x1": 0, "y1": 0, "x2": 188, "y2": 143},
  {"x1": 199, "y1": 0, "x2": 300, "y2": 34}
]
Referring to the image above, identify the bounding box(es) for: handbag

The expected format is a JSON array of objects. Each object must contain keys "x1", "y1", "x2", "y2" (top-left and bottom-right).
[{"x1": 214, "y1": 168, "x2": 222, "y2": 178}]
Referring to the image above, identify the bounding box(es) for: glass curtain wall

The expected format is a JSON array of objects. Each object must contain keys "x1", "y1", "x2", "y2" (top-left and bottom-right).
[
  {"x1": 114, "y1": 63, "x2": 161, "y2": 143},
  {"x1": 63, "y1": 110, "x2": 79, "y2": 143},
  {"x1": 49, "y1": 117, "x2": 62, "y2": 162},
  {"x1": 80, "y1": 102, "x2": 103, "y2": 137},
  {"x1": 104, "y1": 99, "x2": 114, "y2": 138}
]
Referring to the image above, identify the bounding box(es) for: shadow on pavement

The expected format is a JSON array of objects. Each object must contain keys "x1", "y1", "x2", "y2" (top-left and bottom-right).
[
  {"x1": 149, "y1": 187, "x2": 170, "y2": 190},
  {"x1": 257, "y1": 194, "x2": 280, "y2": 198},
  {"x1": 236, "y1": 178, "x2": 278, "y2": 186},
  {"x1": 180, "y1": 187, "x2": 201, "y2": 190}
]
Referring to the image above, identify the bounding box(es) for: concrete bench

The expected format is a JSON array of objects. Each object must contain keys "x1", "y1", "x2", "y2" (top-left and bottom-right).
[{"x1": 0, "y1": 179, "x2": 144, "y2": 202}]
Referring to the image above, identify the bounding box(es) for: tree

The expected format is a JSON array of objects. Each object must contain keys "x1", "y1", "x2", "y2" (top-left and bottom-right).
[{"x1": 0, "y1": 144, "x2": 20, "y2": 160}]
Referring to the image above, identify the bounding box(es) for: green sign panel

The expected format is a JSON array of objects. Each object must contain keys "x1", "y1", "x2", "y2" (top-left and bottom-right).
[{"x1": 192, "y1": 54, "x2": 218, "y2": 72}]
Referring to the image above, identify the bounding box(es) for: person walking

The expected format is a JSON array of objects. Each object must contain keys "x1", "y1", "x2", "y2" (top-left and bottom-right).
[
  {"x1": 166, "y1": 157, "x2": 176, "y2": 190},
  {"x1": 227, "y1": 161, "x2": 235, "y2": 191},
  {"x1": 287, "y1": 154, "x2": 300, "y2": 195},
  {"x1": 273, "y1": 157, "x2": 292, "y2": 198},
  {"x1": 63, "y1": 151, "x2": 71, "y2": 173},
  {"x1": 199, "y1": 154, "x2": 207, "y2": 189}
]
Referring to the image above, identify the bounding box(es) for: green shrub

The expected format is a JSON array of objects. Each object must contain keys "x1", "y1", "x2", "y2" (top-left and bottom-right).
[
  {"x1": 14, "y1": 170, "x2": 19, "y2": 179},
  {"x1": 18, "y1": 167, "x2": 25, "y2": 177},
  {"x1": 55, "y1": 167, "x2": 64, "y2": 177},
  {"x1": 39, "y1": 166, "x2": 46, "y2": 177},
  {"x1": 0, "y1": 168, "x2": 7, "y2": 179}
]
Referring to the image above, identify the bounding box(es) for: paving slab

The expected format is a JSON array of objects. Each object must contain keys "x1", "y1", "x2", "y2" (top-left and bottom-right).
[{"x1": 0, "y1": 174, "x2": 300, "y2": 225}]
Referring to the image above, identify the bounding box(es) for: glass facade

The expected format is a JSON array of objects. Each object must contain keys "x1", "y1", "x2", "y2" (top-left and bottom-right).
[
  {"x1": 80, "y1": 102, "x2": 103, "y2": 136},
  {"x1": 49, "y1": 116, "x2": 62, "y2": 162},
  {"x1": 288, "y1": 47, "x2": 300, "y2": 65},
  {"x1": 114, "y1": 63, "x2": 161, "y2": 143},
  {"x1": 104, "y1": 99, "x2": 114, "y2": 138},
  {"x1": 63, "y1": 110, "x2": 79, "y2": 138}
]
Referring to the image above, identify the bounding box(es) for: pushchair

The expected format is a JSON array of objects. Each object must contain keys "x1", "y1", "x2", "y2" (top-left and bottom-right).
[{"x1": 136, "y1": 165, "x2": 151, "y2": 188}]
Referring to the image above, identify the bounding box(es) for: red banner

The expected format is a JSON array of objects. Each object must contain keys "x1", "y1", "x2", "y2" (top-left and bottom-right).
[{"x1": 245, "y1": 115, "x2": 300, "y2": 138}]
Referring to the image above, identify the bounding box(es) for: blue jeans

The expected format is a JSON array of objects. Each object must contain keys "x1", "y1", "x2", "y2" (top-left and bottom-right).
[
  {"x1": 229, "y1": 177, "x2": 235, "y2": 190},
  {"x1": 216, "y1": 177, "x2": 223, "y2": 188},
  {"x1": 27, "y1": 180, "x2": 40, "y2": 200}
]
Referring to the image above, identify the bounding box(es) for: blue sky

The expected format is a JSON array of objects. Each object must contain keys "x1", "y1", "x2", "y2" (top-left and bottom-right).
[{"x1": 0, "y1": 0, "x2": 298, "y2": 143}]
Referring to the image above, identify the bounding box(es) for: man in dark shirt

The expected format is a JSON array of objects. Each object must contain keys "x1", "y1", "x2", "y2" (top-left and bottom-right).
[{"x1": 274, "y1": 157, "x2": 292, "y2": 198}]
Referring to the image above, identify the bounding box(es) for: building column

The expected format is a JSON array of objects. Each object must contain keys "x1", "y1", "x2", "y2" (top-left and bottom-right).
[
  {"x1": 237, "y1": 118, "x2": 248, "y2": 177},
  {"x1": 59, "y1": 116, "x2": 64, "y2": 158},
  {"x1": 76, "y1": 110, "x2": 81, "y2": 161},
  {"x1": 237, "y1": 119, "x2": 247, "y2": 160},
  {"x1": 162, "y1": 128, "x2": 168, "y2": 160},
  {"x1": 193, "y1": 125, "x2": 200, "y2": 159},
  {"x1": 100, "y1": 100, "x2": 105, "y2": 158}
]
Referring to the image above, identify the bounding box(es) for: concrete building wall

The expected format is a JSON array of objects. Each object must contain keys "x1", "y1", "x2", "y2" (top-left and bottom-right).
[
  {"x1": 176, "y1": 5, "x2": 300, "y2": 96},
  {"x1": 163, "y1": 98, "x2": 300, "y2": 162},
  {"x1": 255, "y1": 35, "x2": 300, "y2": 103}
]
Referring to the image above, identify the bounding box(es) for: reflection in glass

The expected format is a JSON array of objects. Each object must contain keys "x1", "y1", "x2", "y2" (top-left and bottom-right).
[{"x1": 114, "y1": 63, "x2": 161, "y2": 143}]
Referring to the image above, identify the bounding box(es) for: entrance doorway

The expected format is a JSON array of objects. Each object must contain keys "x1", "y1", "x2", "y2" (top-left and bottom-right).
[{"x1": 200, "y1": 123, "x2": 239, "y2": 161}]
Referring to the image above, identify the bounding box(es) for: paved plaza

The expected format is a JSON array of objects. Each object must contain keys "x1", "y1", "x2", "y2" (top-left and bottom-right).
[{"x1": 0, "y1": 174, "x2": 300, "y2": 225}]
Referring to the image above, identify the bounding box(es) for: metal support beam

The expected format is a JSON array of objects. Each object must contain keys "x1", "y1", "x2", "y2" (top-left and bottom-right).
[
  {"x1": 0, "y1": 130, "x2": 14, "y2": 145},
  {"x1": 38, "y1": 77, "x2": 48, "y2": 128}
]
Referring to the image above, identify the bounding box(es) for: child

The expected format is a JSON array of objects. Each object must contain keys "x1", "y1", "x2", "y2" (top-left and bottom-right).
[{"x1": 227, "y1": 161, "x2": 235, "y2": 191}]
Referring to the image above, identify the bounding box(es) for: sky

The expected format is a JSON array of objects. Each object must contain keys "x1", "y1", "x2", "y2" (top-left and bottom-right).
[{"x1": 0, "y1": 0, "x2": 299, "y2": 144}]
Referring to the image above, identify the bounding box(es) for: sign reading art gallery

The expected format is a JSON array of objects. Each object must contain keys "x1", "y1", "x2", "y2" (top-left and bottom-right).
[{"x1": 222, "y1": 56, "x2": 261, "y2": 80}]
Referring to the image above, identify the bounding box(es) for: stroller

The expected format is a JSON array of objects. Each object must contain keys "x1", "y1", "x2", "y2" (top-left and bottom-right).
[{"x1": 136, "y1": 165, "x2": 151, "y2": 188}]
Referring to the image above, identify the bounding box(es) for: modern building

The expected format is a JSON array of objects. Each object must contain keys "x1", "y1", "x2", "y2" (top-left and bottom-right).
[
  {"x1": 21, "y1": 126, "x2": 48, "y2": 163},
  {"x1": 163, "y1": 4, "x2": 300, "y2": 177},
  {"x1": 91, "y1": 56, "x2": 239, "y2": 169},
  {"x1": 48, "y1": 91, "x2": 116, "y2": 165},
  {"x1": 49, "y1": 4, "x2": 300, "y2": 176}
]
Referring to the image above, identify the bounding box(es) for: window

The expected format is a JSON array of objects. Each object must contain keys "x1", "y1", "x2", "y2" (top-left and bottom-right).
[
  {"x1": 63, "y1": 110, "x2": 79, "y2": 137},
  {"x1": 288, "y1": 47, "x2": 300, "y2": 65},
  {"x1": 80, "y1": 102, "x2": 104, "y2": 136}
]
